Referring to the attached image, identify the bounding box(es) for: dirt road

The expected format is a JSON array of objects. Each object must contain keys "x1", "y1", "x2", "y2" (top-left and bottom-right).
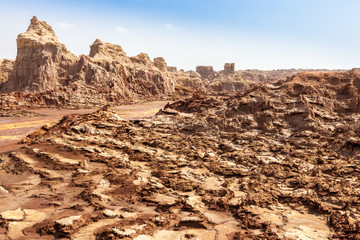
[{"x1": 0, "y1": 101, "x2": 169, "y2": 153}]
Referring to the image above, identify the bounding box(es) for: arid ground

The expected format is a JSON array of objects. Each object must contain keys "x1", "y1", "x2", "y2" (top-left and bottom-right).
[{"x1": 0, "y1": 101, "x2": 169, "y2": 154}]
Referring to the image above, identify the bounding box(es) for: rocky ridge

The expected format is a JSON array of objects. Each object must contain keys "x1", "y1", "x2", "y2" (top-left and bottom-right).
[
  {"x1": 0, "y1": 17, "x2": 175, "y2": 110},
  {"x1": 190, "y1": 64, "x2": 338, "y2": 94}
]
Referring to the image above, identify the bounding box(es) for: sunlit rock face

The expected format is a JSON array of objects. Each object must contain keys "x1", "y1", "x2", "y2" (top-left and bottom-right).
[
  {"x1": 7, "y1": 16, "x2": 76, "y2": 92},
  {"x1": 0, "y1": 16, "x2": 175, "y2": 109},
  {"x1": 0, "y1": 59, "x2": 14, "y2": 84}
]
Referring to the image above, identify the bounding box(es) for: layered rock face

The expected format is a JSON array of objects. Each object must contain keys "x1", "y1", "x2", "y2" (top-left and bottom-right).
[
  {"x1": 4, "y1": 16, "x2": 76, "y2": 92},
  {"x1": 0, "y1": 16, "x2": 342, "y2": 109},
  {"x1": 188, "y1": 66, "x2": 334, "y2": 94},
  {"x1": 153, "y1": 57, "x2": 167, "y2": 72},
  {"x1": 0, "y1": 59, "x2": 14, "y2": 84},
  {"x1": 224, "y1": 63, "x2": 235, "y2": 74},
  {"x1": 171, "y1": 70, "x2": 206, "y2": 95},
  {"x1": 87, "y1": 39, "x2": 174, "y2": 97},
  {"x1": 0, "y1": 17, "x2": 175, "y2": 109}
]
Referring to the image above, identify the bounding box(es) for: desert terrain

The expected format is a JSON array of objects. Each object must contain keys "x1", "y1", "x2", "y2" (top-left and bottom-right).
[{"x1": 0, "y1": 16, "x2": 359, "y2": 240}]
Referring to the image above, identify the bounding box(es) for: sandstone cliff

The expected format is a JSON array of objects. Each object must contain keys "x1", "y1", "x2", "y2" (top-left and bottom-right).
[
  {"x1": 0, "y1": 17, "x2": 175, "y2": 109},
  {"x1": 3, "y1": 16, "x2": 76, "y2": 92}
]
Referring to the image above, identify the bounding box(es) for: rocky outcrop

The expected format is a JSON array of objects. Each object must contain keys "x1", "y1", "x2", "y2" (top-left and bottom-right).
[
  {"x1": 0, "y1": 59, "x2": 14, "y2": 84},
  {"x1": 196, "y1": 66, "x2": 215, "y2": 78},
  {"x1": 172, "y1": 70, "x2": 206, "y2": 94},
  {"x1": 224, "y1": 63, "x2": 235, "y2": 74},
  {"x1": 3, "y1": 16, "x2": 76, "y2": 92},
  {"x1": 0, "y1": 17, "x2": 175, "y2": 109},
  {"x1": 167, "y1": 66, "x2": 177, "y2": 72},
  {"x1": 153, "y1": 57, "x2": 167, "y2": 72}
]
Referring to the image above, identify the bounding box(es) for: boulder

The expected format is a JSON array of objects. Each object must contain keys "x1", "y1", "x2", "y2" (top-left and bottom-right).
[{"x1": 0, "y1": 16, "x2": 175, "y2": 109}]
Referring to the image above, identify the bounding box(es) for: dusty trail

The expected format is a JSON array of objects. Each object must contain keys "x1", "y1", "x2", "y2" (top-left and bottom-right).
[{"x1": 0, "y1": 101, "x2": 169, "y2": 153}]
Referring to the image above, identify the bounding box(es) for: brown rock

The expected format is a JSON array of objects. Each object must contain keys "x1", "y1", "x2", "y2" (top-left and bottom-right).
[
  {"x1": 224, "y1": 63, "x2": 235, "y2": 74},
  {"x1": 154, "y1": 57, "x2": 167, "y2": 72},
  {"x1": 4, "y1": 16, "x2": 76, "y2": 92},
  {"x1": 196, "y1": 66, "x2": 214, "y2": 78},
  {"x1": 0, "y1": 59, "x2": 14, "y2": 84}
]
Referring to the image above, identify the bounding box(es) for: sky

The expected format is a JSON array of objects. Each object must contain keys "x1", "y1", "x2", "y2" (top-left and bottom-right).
[{"x1": 0, "y1": 0, "x2": 360, "y2": 70}]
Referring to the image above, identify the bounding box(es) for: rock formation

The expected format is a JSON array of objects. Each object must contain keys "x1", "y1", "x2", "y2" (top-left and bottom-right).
[
  {"x1": 0, "y1": 16, "x2": 175, "y2": 109},
  {"x1": 0, "y1": 16, "x2": 343, "y2": 110},
  {"x1": 196, "y1": 66, "x2": 215, "y2": 78},
  {"x1": 0, "y1": 59, "x2": 14, "y2": 84},
  {"x1": 167, "y1": 66, "x2": 177, "y2": 72},
  {"x1": 153, "y1": 57, "x2": 167, "y2": 72},
  {"x1": 224, "y1": 63, "x2": 235, "y2": 74},
  {"x1": 171, "y1": 70, "x2": 206, "y2": 95}
]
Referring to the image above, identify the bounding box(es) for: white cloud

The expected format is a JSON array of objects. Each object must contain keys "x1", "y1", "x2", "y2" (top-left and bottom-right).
[
  {"x1": 56, "y1": 22, "x2": 77, "y2": 29},
  {"x1": 115, "y1": 26, "x2": 128, "y2": 33},
  {"x1": 164, "y1": 23, "x2": 175, "y2": 30}
]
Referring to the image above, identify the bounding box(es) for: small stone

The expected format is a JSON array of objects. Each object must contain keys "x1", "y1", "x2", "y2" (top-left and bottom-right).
[
  {"x1": 256, "y1": 156, "x2": 282, "y2": 164},
  {"x1": 23, "y1": 209, "x2": 47, "y2": 222},
  {"x1": 103, "y1": 209, "x2": 118, "y2": 218},
  {"x1": 120, "y1": 212, "x2": 137, "y2": 219},
  {"x1": 134, "y1": 235, "x2": 155, "y2": 240},
  {"x1": 77, "y1": 168, "x2": 89, "y2": 173},
  {"x1": 181, "y1": 216, "x2": 201, "y2": 222},
  {"x1": 0, "y1": 208, "x2": 24, "y2": 220},
  {"x1": 112, "y1": 227, "x2": 136, "y2": 237},
  {"x1": 56, "y1": 215, "x2": 82, "y2": 226},
  {"x1": 0, "y1": 186, "x2": 9, "y2": 194},
  {"x1": 98, "y1": 179, "x2": 110, "y2": 188}
]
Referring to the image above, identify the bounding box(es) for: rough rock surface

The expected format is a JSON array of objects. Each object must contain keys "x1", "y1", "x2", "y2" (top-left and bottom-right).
[
  {"x1": 0, "y1": 17, "x2": 175, "y2": 110},
  {"x1": 196, "y1": 66, "x2": 215, "y2": 78},
  {"x1": 224, "y1": 63, "x2": 235, "y2": 74},
  {"x1": 153, "y1": 57, "x2": 167, "y2": 72},
  {"x1": 1, "y1": 70, "x2": 360, "y2": 239},
  {"x1": 0, "y1": 59, "x2": 14, "y2": 84},
  {"x1": 167, "y1": 66, "x2": 177, "y2": 72},
  {"x1": 4, "y1": 16, "x2": 76, "y2": 92},
  {"x1": 171, "y1": 70, "x2": 206, "y2": 95}
]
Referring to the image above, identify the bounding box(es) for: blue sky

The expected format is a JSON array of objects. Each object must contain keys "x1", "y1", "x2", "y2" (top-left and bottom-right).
[{"x1": 0, "y1": 0, "x2": 360, "y2": 70}]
